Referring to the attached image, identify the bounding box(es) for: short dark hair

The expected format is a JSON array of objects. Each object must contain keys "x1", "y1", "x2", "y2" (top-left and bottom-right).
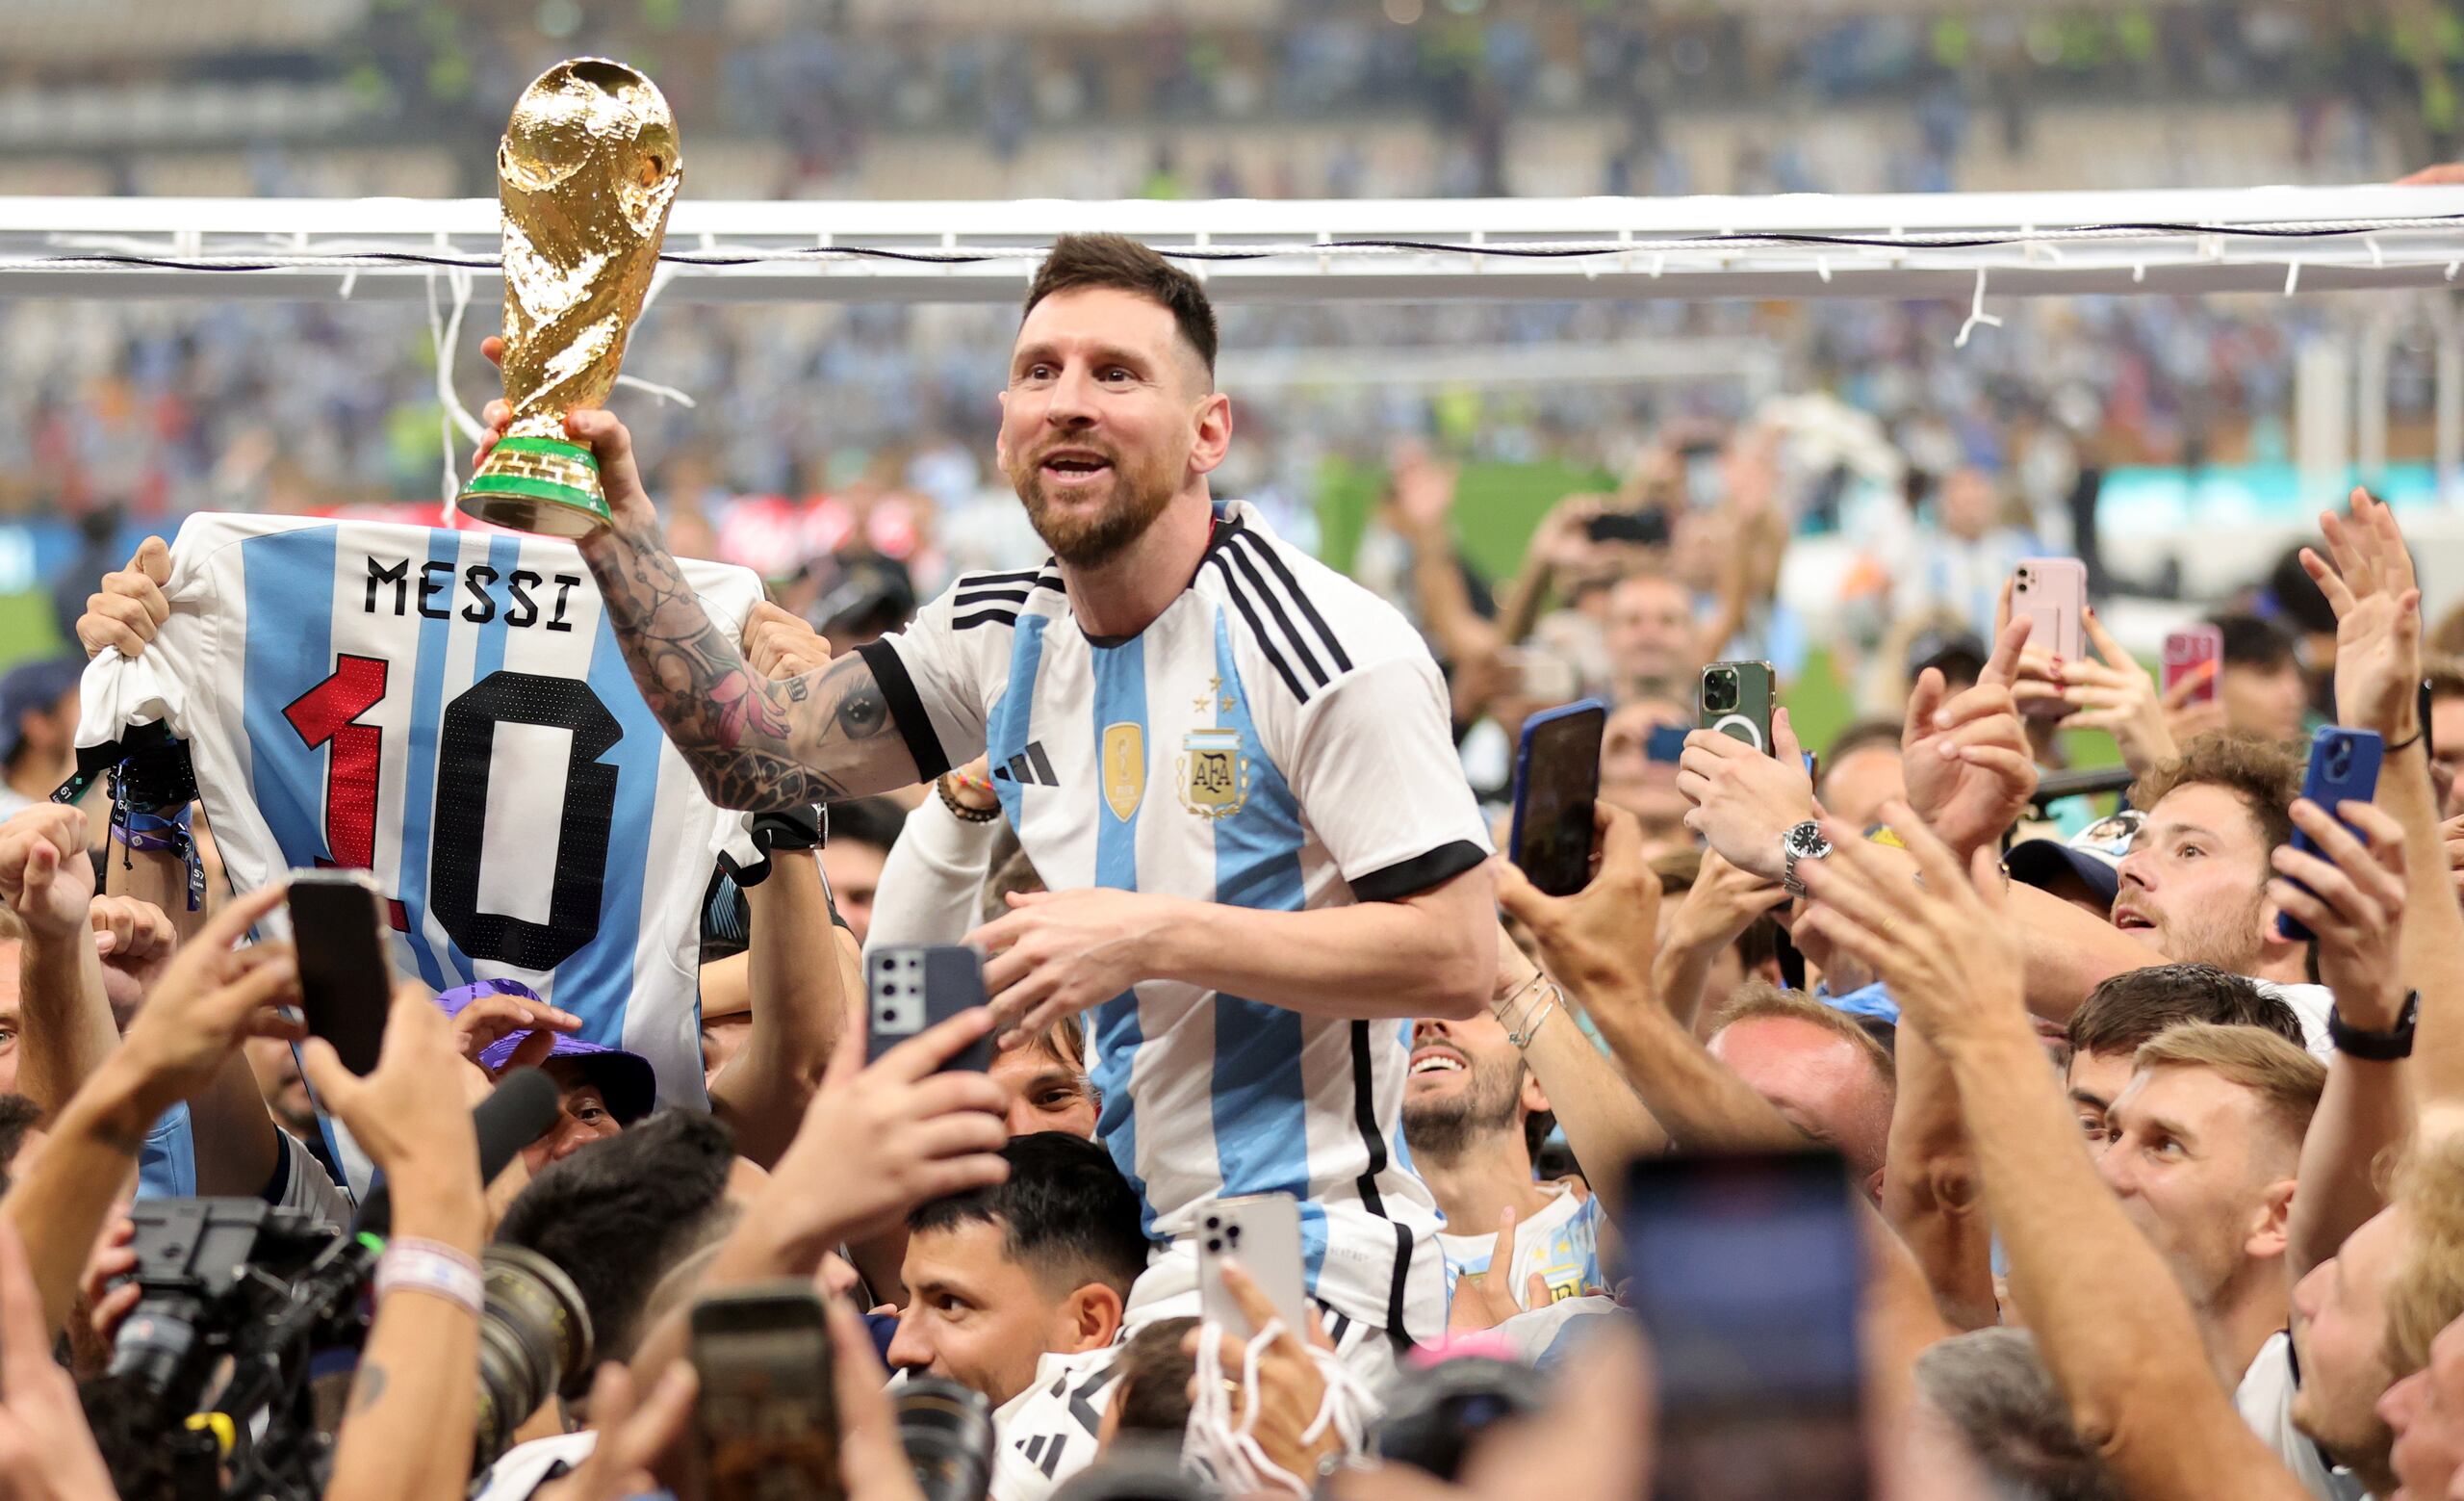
[
  {"x1": 2211, "y1": 611, "x2": 2298, "y2": 672},
  {"x1": 1821, "y1": 718, "x2": 1905, "y2": 776},
  {"x1": 908, "y1": 1132, "x2": 1150, "y2": 1297},
  {"x1": 0, "y1": 1094, "x2": 39, "y2": 1197},
  {"x1": 2128, "y1": 733, "x2": 2302, "y2": 855},
  {"x1": 828, "y1": 796, "x2": 908, "y2": 857},
  {"x1": 1023, "y1": 233, "x2": 1219, "y2": 377},
  {"x1": 495, "y1": 1108, "x2": 740, "y2": 1365},
  {"x1": 2066, "y1": 963, "x2": 2305, "y2": 1059},
  {"x1": 1108, "y1": 1315, "x2": 1199, "y2": 1438}
]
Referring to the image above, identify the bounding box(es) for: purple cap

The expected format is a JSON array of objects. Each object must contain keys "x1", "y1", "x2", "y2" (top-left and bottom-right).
[{"x1": 435, "y1": 978, "x2": 655, "y2": 1125}]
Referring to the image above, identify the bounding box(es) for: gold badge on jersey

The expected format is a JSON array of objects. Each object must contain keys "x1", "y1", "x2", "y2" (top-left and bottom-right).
[
  {"x1": 1102, "y1": 723, "x2": 1145, "y2": 822},
  {"x1": 1178, "y1": 726, "x2": 1248, "y2": 818}
]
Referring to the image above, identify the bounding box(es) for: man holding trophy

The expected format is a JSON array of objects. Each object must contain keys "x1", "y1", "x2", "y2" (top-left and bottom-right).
[{"x1": 472, "y1": 63, "x2": 1495, "y2": 1357}]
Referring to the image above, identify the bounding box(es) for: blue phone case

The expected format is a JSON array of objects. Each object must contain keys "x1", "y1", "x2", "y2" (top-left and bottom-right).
[
  {"x1": 2278, "y1": 726, "x2": 2385, "y2": 943},
  {"x1": 1508, "y1": 698, "x2": 1609, "y2": 898}
]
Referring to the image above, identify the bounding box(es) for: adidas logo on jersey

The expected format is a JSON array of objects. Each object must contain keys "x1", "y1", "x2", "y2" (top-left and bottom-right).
[{"x1": 991, "y1": 740, "x2": 1061, "y2": 788}]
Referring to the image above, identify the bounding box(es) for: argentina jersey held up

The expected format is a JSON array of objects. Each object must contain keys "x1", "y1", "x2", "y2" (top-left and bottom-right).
[
  {"x1": 76, "y1": 512, "x2": 763, "y2": 1194},
  {"x1": 854, "y1": 498, "x2": 1492, "y2": 1340}
]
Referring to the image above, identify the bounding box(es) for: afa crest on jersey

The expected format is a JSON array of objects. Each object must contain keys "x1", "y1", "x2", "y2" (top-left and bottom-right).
[{"x1": 1178, "y1": 726, "x2": 1249, "y2": 818}]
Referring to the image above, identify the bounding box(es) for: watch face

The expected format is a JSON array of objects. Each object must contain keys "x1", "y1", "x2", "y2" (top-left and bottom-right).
[{"x1": 1787, "y1": 823, "x2": 1828, "y2": 858}]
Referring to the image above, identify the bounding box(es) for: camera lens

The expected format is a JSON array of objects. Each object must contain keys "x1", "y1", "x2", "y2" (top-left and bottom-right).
[
  {"x1": 1703, "y1": 671, "x2": 1737, "y2": 712},
  {"x1": 472, "y1": 1246, "x2": 595, "y2": 1471},
  {"x1": 896, "y1": 1377, "x2": 995, "y2": 1501},
  {"x1": 107, "y1": 1295, "x2": 206, "y2": 1400},
  {"x1": 2327, "y1": 741, "x2": 2352, "y2": 778},
  {"x1": 1373, "y1": 1357, "x2": 1548, "y2": 1483}
]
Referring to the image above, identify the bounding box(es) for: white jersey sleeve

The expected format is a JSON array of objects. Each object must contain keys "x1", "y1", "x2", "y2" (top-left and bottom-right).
[
  {"x1": 1276, "y1": 633, "x2": 1492, "y2": 901},
  {"x1": 857, "y1": 564, "x2": 1070, "y2": 782}
]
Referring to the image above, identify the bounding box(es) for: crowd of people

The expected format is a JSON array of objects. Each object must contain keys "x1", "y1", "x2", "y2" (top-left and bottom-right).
[{"x1": 13, "y1": 223, "x2": 2464, "y2": 1501}]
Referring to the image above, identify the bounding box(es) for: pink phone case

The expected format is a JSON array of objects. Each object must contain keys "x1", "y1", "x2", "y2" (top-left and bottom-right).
[
  {"x1": 2013, "y1": 557, "x2": 2086, "y2": 661},
  {"x1": 2163, "y1": 627, "x2": 2222, "y2": 707}
]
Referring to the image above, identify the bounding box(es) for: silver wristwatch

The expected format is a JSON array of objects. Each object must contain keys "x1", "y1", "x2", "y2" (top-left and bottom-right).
[{"x1": 1781, "y1": 819, "x2": 1831, "y2": 896}]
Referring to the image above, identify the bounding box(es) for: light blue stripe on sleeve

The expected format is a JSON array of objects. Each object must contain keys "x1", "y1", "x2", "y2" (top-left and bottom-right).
[
  {"x1": 551, "y1": 603, "x2": 661, "y2": 1055},
  {"x1": 1085, "y1": 634, "x2": 1160, "y2": 1239},
  {"x1": 239, "y1": 525, "x2": 340, "y2": 881},
  {"x1": 1205, "y1": 611, "x2": 1328, "y2": 1288},
  {"x1": 469, "y1": 533, "x2": 524, "y2": 684}
]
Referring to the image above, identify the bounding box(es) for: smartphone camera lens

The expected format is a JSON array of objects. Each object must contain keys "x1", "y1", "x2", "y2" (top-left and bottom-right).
[
  {"x1": 1703, "y1": 670, "x2": 1737, "y2": 712},
  {"x1": 1205, "y1": 1237, "x2": 1222, "y2": 1254},
  {"x1": 2327, "y1": 740, "x2": 2353, "y2": 779},
  {"x1": 1227, "y1": 1226, "x2": 1244, "y2": 1246},
  {"x1": 1205, "y1": 1215, "x2": 1221, "y2": 1230}
]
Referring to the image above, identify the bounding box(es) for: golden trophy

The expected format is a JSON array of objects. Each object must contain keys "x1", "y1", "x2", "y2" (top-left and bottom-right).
[{"x1": 459, "y1": 58, "x2": 681, "y2": 535}]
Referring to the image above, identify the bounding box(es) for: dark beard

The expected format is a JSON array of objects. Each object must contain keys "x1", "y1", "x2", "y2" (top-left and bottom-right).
[
  {"x1": 1402, "y1": 1066, "x2": 1526, "y2": 1164},
  {"x1": 1008, "y1": 452, "x2": 1179, "y2": 569}
]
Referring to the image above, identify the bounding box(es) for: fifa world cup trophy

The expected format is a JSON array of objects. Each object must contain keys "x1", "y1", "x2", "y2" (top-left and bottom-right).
[{"x1": 458, "y1": 58, "x2": 681, "y2": 535}]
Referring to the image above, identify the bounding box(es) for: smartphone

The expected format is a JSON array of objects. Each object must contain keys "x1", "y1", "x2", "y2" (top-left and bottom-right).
[
  {"x1": 2278, "y1": 726, "x2": 2385, "y2": 943},
  {"x1": 1644, "y1": 723, "x2": 1690, "y2": 765},
  {"x1": 1197, "y1": 1192, "x2": 1310, "y2": 1339},
  {"x1": 1508, "y1": 699, "x2": 1608, "y2": 898},
  {"x1": 1699, "y1": 661, "x2": 1777, "y2": 754},
  {"x1": 867, "y1": 945, "x2": 995, "y2": 1070},
  {"x1": 2013, "y1": 559, "x2": 2088, "y2": 718},
  {"x1": 2162, "y1": 625, "x2": 2223, "y2": 707},
  {"x1": 286, "y1": 869, "x2": 394, "y2": 1077},
  {"x1": 1584, "y1": 508, "x2": 1672, "y2": 548},
  {"x1": 691, "y1": 1282, "x2": 840, "y2": 1501},
  {"x1": 1622, "y1": 1151, "x2": 1868, "y2": 1501}
]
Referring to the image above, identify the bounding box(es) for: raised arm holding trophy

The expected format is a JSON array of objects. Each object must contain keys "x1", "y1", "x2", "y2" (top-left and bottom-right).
[{"x1": 458, "y1": 58, "x2": 680, "y2": 536}]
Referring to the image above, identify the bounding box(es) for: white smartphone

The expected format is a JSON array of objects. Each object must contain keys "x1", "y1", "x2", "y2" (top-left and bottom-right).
[{"x1": 1196, "y1": 1192, "x2": 1310, "y2": 1339}]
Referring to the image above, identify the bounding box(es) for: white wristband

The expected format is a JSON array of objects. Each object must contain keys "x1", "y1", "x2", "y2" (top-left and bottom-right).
[{"x1": 375, "y1": 1239, "x2": 483, "y2": 1317}]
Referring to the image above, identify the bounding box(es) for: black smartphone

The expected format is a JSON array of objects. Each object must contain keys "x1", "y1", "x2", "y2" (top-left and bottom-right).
[
  {"x1": 691, "y1": 1281, "x2": 840, "y2": 1501},
  {"x1": 1584, "y1": 508, "x2": 1671, "y2": 548},
  {"x1": 1622, "y1": 1150, "x2": 1868, "y2": 1501},
  {"x1": 867, "y1": 945, "x2": 995, "y2": 1070},
  {"x1": 1509, "y1": 699, "x2": 1609, "y2": 898},
  {"x1": 286, "y1": 869, "x2": 394, "y2": 1077}
]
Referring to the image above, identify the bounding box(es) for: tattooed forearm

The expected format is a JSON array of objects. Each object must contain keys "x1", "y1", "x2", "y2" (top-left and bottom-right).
[{"x1": 578, "y1": 521, "x2": 916, "y2": 809}]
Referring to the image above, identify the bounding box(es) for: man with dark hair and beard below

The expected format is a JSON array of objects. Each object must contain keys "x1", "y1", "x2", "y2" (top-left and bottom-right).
[
  {"x1": 475, "y1": 231, "x2": 1497, "y2": 1359},
  {"x1": 1403, "y1": 1008, "x2": 1603, "y2": 1320}
]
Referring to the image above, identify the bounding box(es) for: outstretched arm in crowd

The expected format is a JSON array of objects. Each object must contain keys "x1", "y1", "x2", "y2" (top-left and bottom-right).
[
  {"x1": 624, "y1": 1006, "x2": 1013, "y2": 1392},
  {"x1": 308, "y1": 985, "x2": 486, "y2": 1501},
  {"x1": 475, "y1": 364, "x2": 921, "y2": 809},
  {"x1": 1498, "y1": 806, "x2": 1805, "y2": 1160},
  {"x1": 2, "y1": 886, "x2": 297, "y2": 1333},
  {"x1": 1651, "y1": 849, "x2": 1790, "y2": 1032},
  {"x1": 1798, "y1": 809, "x2": 2313, "y2": 1501},
  {"x1": 0, "y1": 807, "x2": 125, "y2": 1118},
  {"x1": 1486, "y1": 919, "x2": 1666, "y2": 1218},
  {"x1": 1880, "y1": 1022, "x2": 1996, "y2": 1332},
  {"x1": 708, "y1": 843, "x2": 847, "y2": 1170},
  {"x1": 2276, "y1": 795, "x2": 2415, "y2": 1281},
  {"x1": 97, "y1": 808, "x2": 297, "y2": 1198},
  {"x1": 2302, "y1": 491, "x2": 2464, "y2": 1113}
]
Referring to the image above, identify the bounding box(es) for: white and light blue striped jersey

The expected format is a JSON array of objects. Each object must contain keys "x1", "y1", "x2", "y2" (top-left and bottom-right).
[
  {"x1": 78, "y1": 512, "x2": 761, "y2": 1188},
  {"x1": 1435, "y1": 1181, "x2": 1605, "y2": 1310},
  {"x1": 855, "y1": 499, "x2": 1492, "y2": 1340}
]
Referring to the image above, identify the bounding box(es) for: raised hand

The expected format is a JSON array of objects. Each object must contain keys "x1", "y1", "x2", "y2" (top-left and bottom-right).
[
  {"x1": 0, "y1": 806, "x2": 93, "y2": 941},
  {"x1": 764, "y1": 1006, "x2": 1011, "y2": 1248},
  {"x1": 967, "y1": 888, "x2": 1179, "y2": 1040},
  {"x1": 112, "y1": 885, "x2": 301, "y2": 1112},
  {"x1": 744, "y1": 601, "x2": 834, "y2": 681},
  {"x1": 1494, "y1": 805, "x2": 1662, "y2": 999},
  {"x1": 88, "y1": 895, "x2": 175, "y2": 1018},
  {"x1": 2015, "y1": 608, "x2": 2185, "y2": 776},
  {"x1": 448, "y1": 988, "x2": 582, "y2": 1075},
  {"x1": 475, "y1": 334, "x2": 655, "y2": 534},
  {"x1": 297, "y1": 982, "x2": 480, "y2": 1202},
  {"x1": 1675, "y1": 708, "x2": 1813, "y2": 882},
  {"x1": 2271, "y1": 799, "x2": 2411, "y2": 1029},
  {"x1": 2304, "y1": 488, "x2": 2423, "y2": 739},
  {"x1": 1902, "y1": 616, "x2": 2039, "y2": 857},
  {"x1": 1795, "y1": 800, "x2": 2028, "y2": 1053},
  {"x1": 75, "y1": 535, "x2": 169, "y2": 660}
]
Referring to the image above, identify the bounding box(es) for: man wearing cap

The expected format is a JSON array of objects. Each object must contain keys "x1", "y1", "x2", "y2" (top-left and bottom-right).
[
  {"x1": 2007, "y1": 809, "x2": 2144, "y2": 919},
  {"x1": 0, "y1": 656, "x2": 85, "y2": 821},
  {"x1": 439, "y1": 979, "x2": 656, "y2": 1173}
]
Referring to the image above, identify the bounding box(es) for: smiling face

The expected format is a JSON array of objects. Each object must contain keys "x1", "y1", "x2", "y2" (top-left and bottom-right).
[
  {"x1": 996, "y1": 287, "x2": 1225, "y2": 569},
  {"x1": 2095, "y1": 1063, "x2": 2297, "y2": 1309},
  {"x1": 2111, "y1": 784, "x2": 2279, "y2": 976},
  {"x1": 1402, "y1": 1012, "x2": 1540, "y2": 1163}
]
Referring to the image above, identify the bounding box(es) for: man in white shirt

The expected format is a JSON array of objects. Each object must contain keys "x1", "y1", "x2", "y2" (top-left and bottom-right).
[
  {"x1": 1404, "y1": 1005, "x2": 1602, "y2": 1315},
  {"x1": 486, "y1": 232, "x2": 1497, "y2": 1349}
]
